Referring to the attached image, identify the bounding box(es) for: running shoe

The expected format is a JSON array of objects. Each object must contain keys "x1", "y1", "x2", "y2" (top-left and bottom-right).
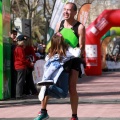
[
  {"x1": 34, "y1": 112, "x2": 49, "y2": 120},
  {"x1": 71, "y1": 117, "x2": 79, "y2": 120},
  {"x1": 37, "y1": 80, "x2": 54, "y2": 86}
]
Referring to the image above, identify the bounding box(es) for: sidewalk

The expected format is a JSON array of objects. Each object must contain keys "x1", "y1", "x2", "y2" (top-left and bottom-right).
[{"x1": 0, "y1": 72, "x2": 120, "y2": 120}]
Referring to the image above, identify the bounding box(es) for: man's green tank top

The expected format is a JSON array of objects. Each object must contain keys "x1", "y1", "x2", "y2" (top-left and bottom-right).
[{"x1": 59, "y1": 20, "x2": 81, "y2": 48}]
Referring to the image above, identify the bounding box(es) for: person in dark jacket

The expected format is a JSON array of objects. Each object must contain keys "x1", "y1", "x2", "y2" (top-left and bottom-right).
[{"x1": 10, "y1": 30, "x2": 17, "y2": 98}]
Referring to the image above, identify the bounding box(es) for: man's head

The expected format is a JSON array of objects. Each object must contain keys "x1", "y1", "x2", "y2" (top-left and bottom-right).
[
  {"x1": 63, "y1": 2, "x2": 77, "y2": 20},
  {"x1": 10, "y1": 30, "x2": 17, "y2": 41}
]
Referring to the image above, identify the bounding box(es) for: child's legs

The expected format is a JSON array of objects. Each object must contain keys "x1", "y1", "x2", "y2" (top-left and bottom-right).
[
  {"x1": 48, "y1": 71, "x2": 69, "y2": 98},
  {"x1": 56, "y1": 71, "x2": 69, "y2": 94},
  {"x1": 41, "y1": 95, "x2": 49, "y2": 109},
  {"x1": 16, "y1": 69, "x2": 26, "y2": 97}
]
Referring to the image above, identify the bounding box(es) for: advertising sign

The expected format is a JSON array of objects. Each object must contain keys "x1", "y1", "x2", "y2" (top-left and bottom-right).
[
  {"x1": 14, "y1": 18, "x2": 31, "y2": 37},
  {"x1": 22, "y1": 19, "x2": 31, "y2": 37},
  {"x1": 0, "y1": 0, "x2": 11, "y2": 100},
  {"x1": 77, "y1": 3, "x2": 91, "y2": 25}
]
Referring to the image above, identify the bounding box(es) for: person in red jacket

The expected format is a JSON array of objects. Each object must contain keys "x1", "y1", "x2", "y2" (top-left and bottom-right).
[{"x1": 14, "y1": 35, "x2": 34, "y2": 99}]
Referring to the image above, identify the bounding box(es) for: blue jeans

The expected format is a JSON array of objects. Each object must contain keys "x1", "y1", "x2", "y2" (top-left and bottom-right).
[{"x1": 47, "y1": 71, "x2": 69, "y2": 98}]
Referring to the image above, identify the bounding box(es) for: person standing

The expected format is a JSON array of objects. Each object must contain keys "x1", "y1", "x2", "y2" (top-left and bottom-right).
[
  {"x1": 56, "y1": 2, "x2": 85, "y2": 120},
  {"x1": 10, "y1": 30, "x2": 17, "y2": 98},
  {"x1": 24, "y1": 38, "x2": 38, "y2": 95},
  {"x1": 14, "y1": 35, "x2": 34, "y2": 99}
]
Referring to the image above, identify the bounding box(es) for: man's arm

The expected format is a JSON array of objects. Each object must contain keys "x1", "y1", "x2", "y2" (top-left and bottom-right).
[
  {"x1": 55, "y1": 22, "x2": 61, "y2": 32},
  {"x1": 78, "y1": 24, "x2": 86, "y2": 57}
]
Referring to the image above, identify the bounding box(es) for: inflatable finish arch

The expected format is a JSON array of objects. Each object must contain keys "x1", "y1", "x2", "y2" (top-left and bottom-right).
[{"x1": 85, "y1": 9, "x2": 120, "y2": 75}]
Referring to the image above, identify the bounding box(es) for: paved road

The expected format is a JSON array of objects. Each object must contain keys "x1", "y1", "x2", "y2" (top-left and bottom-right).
[
  {"x1": 0, "y1": 72, "x2": 120, "y2": 120},
  {"x1": 1, "y1": 118, "x2": 120, "y2": 120}
]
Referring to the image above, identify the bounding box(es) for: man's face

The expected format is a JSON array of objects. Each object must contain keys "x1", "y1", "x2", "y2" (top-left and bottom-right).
[
  {"x1": 63, "y1": 4, "x2": 76, "y2": 20},
  {"x1": 11, "y1": 32, "x2": 17, "y2": 41}
]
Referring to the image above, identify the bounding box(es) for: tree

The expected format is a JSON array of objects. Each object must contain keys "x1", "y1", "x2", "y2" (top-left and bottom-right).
[{"x1": 11, "y1": 0, "x2": 55, "y2": 43}]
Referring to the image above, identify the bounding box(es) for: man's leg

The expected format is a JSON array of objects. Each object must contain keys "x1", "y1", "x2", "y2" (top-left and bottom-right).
[{"x1": 69, "y1": 69, "x2": 79, "y2": 118}]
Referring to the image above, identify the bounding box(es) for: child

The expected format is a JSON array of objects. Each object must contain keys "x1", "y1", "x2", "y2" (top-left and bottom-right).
[
  {"x1": 37, "y1": 32, "x2": 74, "y2": 86},
  {"x1": 14, "y1": 35, "x2": 34, "y2": 99},
  {"x1": 38, "y1": 32, "x2": 74, "y2": 101}
]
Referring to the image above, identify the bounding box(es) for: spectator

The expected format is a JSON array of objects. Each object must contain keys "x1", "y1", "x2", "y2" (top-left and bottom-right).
[
  {"x1": 37, "y1": 44, "x2": 46, "y2": 59},
  {"x1": 24, "y1": 38, "x2": 38, "y2": 95},
  {"x1": 10, "y1": 30, "x2": 17, "y2": 98},
  {"x1": 33, "y1": 43, "x2": 41, "y2": 60},
  {"x1": 56, "y1": 3, "x2": 85, "y2": 120},
  {"x1": 14, "y1": 35, "x2": 34, "y2": 99}
]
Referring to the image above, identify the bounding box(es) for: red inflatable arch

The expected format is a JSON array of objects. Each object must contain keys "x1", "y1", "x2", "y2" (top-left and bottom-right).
[{"x1": 85, "y1": 9, "x2": 120, "y2": 75}]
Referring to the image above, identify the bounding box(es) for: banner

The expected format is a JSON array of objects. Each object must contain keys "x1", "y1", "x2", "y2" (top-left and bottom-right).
[
  {"x1": 0, "y1": 0, "x2": 3, "y2": 100},
  {"x1": 33, "y1": 60, "x2": 45, "y2": 84},
  {"x1": 14, "y1": 18, "x2": 31, "y2": 37},
  {"x1": 22, "y1": 19, "x2": 31, "y2": 37},
  {"x1": 77, "y1": 3, "x2": 91, "y2": 26},
  {"x1": 85, "y1": 10, "x2": 120, "y2": 75},
  {"x1": 0, "y1": 0, "x2": 11, "y2": 100}
]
